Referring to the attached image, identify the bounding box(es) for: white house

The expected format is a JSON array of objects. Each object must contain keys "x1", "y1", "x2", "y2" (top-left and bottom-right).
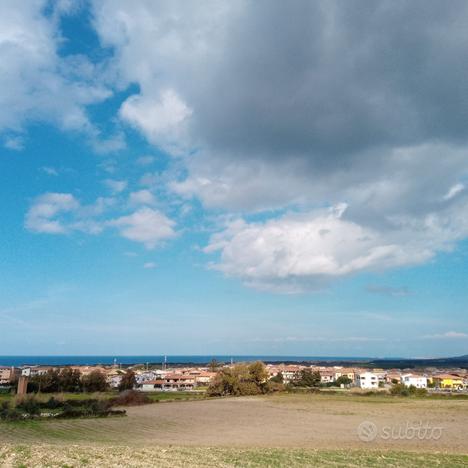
[
  {"x1": 401, "y1": 374, "x2": 427, "y2": 389},
  {"x1": 355, "y1": 372, "x2": 379, "y2": 389}
]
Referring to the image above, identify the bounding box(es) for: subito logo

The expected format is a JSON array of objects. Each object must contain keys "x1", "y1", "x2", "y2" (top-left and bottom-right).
[{"x1": 357, "y1": 420, "x2": 378, "y2": 442}]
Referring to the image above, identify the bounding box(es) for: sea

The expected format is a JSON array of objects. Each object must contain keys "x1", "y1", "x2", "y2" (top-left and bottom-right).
[{"x1": 0, "y1": 355, "x2": 375, "y2": 367}]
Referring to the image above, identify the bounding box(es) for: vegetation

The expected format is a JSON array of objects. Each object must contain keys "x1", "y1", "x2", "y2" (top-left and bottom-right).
[
  {"x1": 390, "y1": 383, "x2": 428, "y2": 397},
  {"x1": 0, "y1": 395, "x2": 125, "y2": 421},
  {"x1": 28, "y1": 368, "x2": 108, "y2": 393},
  {"x1": 334, "y1": 375, "x2": 352, "y2": 386},
  {"x1": 269, "y1": 371, "x2": 284, "y2": 384},
  {"x1": 118, "y1": 370, "x2": 136, "y2": 391},
  {"x1": 207, "y1": 361, "x2": 274, "y2": 396},
  {"x1": 1, "y1": 445, "x2": 467, "y2": 467},
  {"x1": 292, "y1": 369, "x2": 321, "y2": 387},
  {"x1": 110, "y1": 390, "x2": 150, "y2": 406},
  {"x1": 208, "y1": 358, "x2": 221, "y2": 372},
  {"x1": 81, "y1": 370, "x2": 108, "y2": 393}
]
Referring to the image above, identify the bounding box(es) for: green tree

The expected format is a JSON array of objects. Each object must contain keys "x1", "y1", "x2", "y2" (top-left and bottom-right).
[
  {"x1": 81, "y1": 370, "x2": 108, "y2": 392},
  {"x1": 270, "y1": 371, "x2": 284, "y2": 384},
  {"x1": 293, "y1": 369, "x2": 321, "y2": 387},
  {"x1": 59, "y1": 368, "x2": 82, "y2": 392},
  {"x1": 118, "y1": 370, "x2": 136, "y2": 391},
  {"x1": 335, "y1": 376, "x2": 352, "y2": 387},
  {"x1": 32, "y1": 369, "x2": 60, "y2": 393},
  {"x1": 208, "y1": 359, "x2": 220, "y2": 372},
  {"x1": 208, "y1": 362, "x2": 270, "y2": 396}
]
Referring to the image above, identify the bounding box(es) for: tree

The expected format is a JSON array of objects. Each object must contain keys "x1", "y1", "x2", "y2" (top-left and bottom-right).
[
  {"x1": 118, "y1": 370, "x2": 136, "y2": 391},
  {"x1": 293, "y1": 369, "x2": 321, "y2": 387},
  {"x1": 335, "y1": 376, "x2": 352, "y2": 387},
  {"x1": 270, "y1": 372, "x2": 284, "y2": 384},
  {"x1": 248, "y1": 361, "x2": 269, "y2": 388},
  {"x1": 207, "y1": 362, "x2": 270, "y2": 396},
  {"x1": 81, "y1": 370, "x2": 108, "y2": 392},
  {"x1": 59, "y1": 368, "x2": 82, "y2": 392},
  {"x1": 208, "y1": 359, "x2": 221, "y2": 372},
  {"x1": 31, "y1": 369, "x2": 60, "y2": 393}
]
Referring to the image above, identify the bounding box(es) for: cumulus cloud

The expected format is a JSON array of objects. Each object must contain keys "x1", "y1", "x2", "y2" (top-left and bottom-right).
[
  {"x1": 87, "y1": 1, "x2": 468, "y2": 289},
  {"x1": 25, "y1": 193, "x2": 80, "y2": 234},
  {"x1": 205, "y1": 204, "x2": 440, "y2": 292},
  {"x1": 0, "y1": 1, "x2": 115, "y2": 150},
  {"x1": 25, "y1": 193, "x2": 176, "y2": 249},
  {"x1": 120, "y1": 89, "x2": 192, "y2": 155},
  {"x1": 108, "y1": 207, "x2": 176, "y2": 249},
  {"x1": 103, "y1": 179, "x2": 128, "y2": 193},
  {"x1": 129, "y1": 189, "x2": 157, "y2": 206}
]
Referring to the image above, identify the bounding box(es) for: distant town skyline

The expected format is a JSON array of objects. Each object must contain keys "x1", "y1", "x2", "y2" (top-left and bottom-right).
[{"x1": 1, "y1": 1, "x2": 468, "y2": 357}]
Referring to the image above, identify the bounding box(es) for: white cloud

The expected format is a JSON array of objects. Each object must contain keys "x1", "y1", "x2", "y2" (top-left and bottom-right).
[
  {"x1": 136, "y1": 155, "x2": 155, "y2": 166},
  {"x1": 25, "y1": 193, "x2": 79, "y2": 234},
  {"x1": 109, "y1": 207, "x2": 176, "y2": 249},
  {"x1": 120, "y1": 89, "x2": 192, "y2": 155},
  {"x1": 0, "y1": 1, "x2": 113, "y2": 150},
  {"x1": 143, "y1": 262, "x2": 156, "y2": 269},
  {"x1": 3, "y1": 135, "x2": 25, "y2": 151},
  {"x1": 423, "y1": 331, "x2": 468, "y2": 339},
  {"x1": 443, "y1": 183, "x2": 465, "y2": 201},
  {"x1": 103, "y1": 179, "x2": 128, "y2": 193},
  {"x1": 41, "y1": 167, "x2": 59, "y2": 176},
  {"x1": 26, "y1": 193, "x2": 176, "y2": 249},
  {"x1": 129, "y1": 189, "x2": 157, "y2": 206},
  {"x1": 205, "y1": 202, "x2": 468, "y2": 292}
]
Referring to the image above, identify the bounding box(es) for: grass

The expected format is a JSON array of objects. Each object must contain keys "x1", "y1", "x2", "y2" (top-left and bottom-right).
[
  {"x1": 145, "y1": 391, "x2": 206, "y2": 402},
  {"x1": 0, "y1": 445, "x2": 467, "y2": 467}
]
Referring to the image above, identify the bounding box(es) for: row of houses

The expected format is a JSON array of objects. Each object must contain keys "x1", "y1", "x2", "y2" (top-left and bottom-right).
[
  {"x1": 2, "y1": 363, "x2": 467, "y2": 392},
  {"x1": 0, "y1": 365, "x2": 217, "y2": 392},
  {"x1": 265, "y1": 364, "x2": 468, "y2": 390}
]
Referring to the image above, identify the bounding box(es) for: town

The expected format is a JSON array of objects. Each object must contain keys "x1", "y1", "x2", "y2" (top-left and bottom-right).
[{"x1": 1, "y1": 361, "x2": 467, "y2": 394}]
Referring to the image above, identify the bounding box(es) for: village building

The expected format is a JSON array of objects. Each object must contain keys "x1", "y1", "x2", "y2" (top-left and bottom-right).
[
  {"x1": 401, "y1": 374, "x2": 428, "y2": 388},
  {"x1": 354, "y1": 371, "x2": 379, "y2": 389}
]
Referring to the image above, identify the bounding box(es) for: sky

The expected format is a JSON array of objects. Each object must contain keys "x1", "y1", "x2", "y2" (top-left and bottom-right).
[{"x1": 1, "y1": 0, "x2": 468, "y2": 357}]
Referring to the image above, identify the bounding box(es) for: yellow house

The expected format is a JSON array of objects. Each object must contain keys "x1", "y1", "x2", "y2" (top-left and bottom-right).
[{"x1": 432, "y1": 374, "x2": 464, "y2": 389}]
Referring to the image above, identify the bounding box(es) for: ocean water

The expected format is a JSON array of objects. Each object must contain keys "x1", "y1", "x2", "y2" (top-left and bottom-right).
[{"x1": 0, "y1": 355, "x2": 373, "y2": 367}]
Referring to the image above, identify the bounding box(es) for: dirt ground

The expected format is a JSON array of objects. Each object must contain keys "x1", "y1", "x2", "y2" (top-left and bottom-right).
[{"x1": 1, "y1": 393, "x2": 467, "y2": 453}]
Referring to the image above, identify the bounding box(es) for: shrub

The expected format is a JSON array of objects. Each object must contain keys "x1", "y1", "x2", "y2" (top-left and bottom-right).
[
  {"x1": 110, "y1": 390, "x2": 150, "y2": 406},
  {"x1": 270, "y1": 372, "x2": 284, "y2": 384},
  {"x1": 390, "y1": 383, "x2": 427, "y2": 396},
  {"x1": 292, "y1": 369, "x2": 321, "y2": 388},
  {"x1": 16, "y1": 396, "x2": 41, "y2": 417},
  {"x1": 81, "y1": 370, "x2": 108, "y2": 392},
  {"x1": 43, "y1": 396, "x2": 62, "y2": 409},
  {"x1": 118, "y1": 370, "x2": 136, "y2": 391},
  {"x1": 0, "y1": 402, "x2": 22, "y2": 421},
  {"x1": 208, "y1": 362, "x2": 270, "y2": 396}
]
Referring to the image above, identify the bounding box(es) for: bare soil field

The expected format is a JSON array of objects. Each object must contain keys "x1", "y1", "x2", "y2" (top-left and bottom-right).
[{"x1": 1, "y1": 393, "x2": 467, "y2": 452}]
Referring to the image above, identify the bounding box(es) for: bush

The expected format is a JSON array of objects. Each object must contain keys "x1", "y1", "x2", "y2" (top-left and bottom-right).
[
  {"x1": 16, "y1": 396, "x2": 41, "y2": 417},
  {"x1": 390, "y1": 383, "x2": 428, "y2": 397},
  {"x1": 292, "y1": 369, "x2": 321, "y2": 388},
  {"x1": 110, "y1": 390, "x2": 150, "y2": 406},
  {"x1": 118, "y1": 370, "x2": 136, "y2": 391},
  {"x1": 81, "y1": 370, "x2": 108, "y2": 392},
  {"x1": 43, "y1": 396, "x2": 62, "y2": 409},
  {"x1": 0, "y1": 401, "x2": 22, "y2": 421},
  {"x1": 208, "y1": 362, "x2": 270, "y2": 396}
]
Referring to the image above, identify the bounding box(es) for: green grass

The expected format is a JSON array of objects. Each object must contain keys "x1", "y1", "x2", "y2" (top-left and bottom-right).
[
  {"x1": 145, "y1": 391, "x2": 206, "y2": 402},
  {"x1": 0, "y1": 445, "x2": 467, "y2": 467}
]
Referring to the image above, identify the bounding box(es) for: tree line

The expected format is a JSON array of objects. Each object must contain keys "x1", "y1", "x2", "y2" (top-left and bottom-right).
[{"x1": 27, "y1": 368, "x2": 136, "y2": 393}]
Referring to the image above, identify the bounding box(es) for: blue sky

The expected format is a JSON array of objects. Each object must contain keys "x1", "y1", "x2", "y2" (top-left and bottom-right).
[{"x1": 1, "y1": 1, "x2": 468, "y2": 357}]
